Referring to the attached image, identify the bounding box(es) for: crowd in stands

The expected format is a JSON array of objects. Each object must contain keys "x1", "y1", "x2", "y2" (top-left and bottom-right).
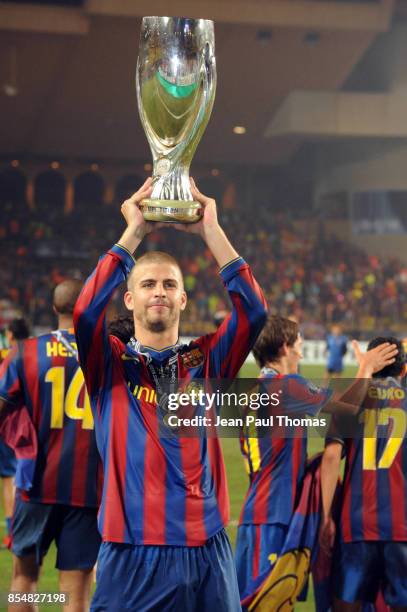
[{"x1": 1, "y1": 185, "x2": 406, "y2": 339}]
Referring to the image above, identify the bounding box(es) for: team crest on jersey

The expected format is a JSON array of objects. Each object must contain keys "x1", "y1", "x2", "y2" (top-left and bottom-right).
[{"x1": 181, "y1": 347, "x2": 204, "y2": 369}]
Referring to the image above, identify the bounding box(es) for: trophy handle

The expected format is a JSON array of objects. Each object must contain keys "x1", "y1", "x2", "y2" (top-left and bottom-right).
[
  {"x1": 137, "y1": 46, "x2": 216, "y2": 201},
  {"x1": 136, "y1": 58, "x2": 160, "y2": 159},
  {"x1": 165, "y1": 42, "x2": 216, "y2": 175}
]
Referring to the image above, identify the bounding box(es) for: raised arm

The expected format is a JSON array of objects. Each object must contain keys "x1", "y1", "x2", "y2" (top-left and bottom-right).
[
  {"x1": 203, "y1": 258, "x2": 267, "y2": 378},
  {"x1": 178, "y1": 179, "x2": 267, "y2": 378},
  {"x1": 319, "y1": 440, "x2": 343, "y2": 555},
  {"x1": 322, "y1": 340, "x2": 399, "y2": 415},
  {"x1": 73, "y1": 179, "x2": 154, "y2": 398},
  {"x1": 172, "y1": 178, "x2": 239, "y2": 268}
]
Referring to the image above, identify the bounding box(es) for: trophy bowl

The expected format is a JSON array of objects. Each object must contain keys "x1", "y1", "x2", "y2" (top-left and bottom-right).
[{"x1": 136, "y1": 16, "x2": 216, "y2": 223}]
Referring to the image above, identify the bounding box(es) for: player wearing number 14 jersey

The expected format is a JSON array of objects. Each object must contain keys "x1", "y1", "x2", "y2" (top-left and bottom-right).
[
  {"x1": 320, "y1": 336, "x2": 407, "y2": 610},
  {"x1": 0, "y1": 280, "x2": 102, "y2": 612}
]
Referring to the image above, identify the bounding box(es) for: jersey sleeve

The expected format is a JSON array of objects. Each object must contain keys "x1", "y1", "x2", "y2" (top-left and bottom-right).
[
  {"x1": 73, "y1": 244, "x2": 135, "y2": 398},
  {"x1": 196, "y1": 256, "x2": 267, "y2": 378},
  {"x1": 0, "y1": 346, "x2": 24, "y2": 408},
  {"x1": 282, "y1": 374, "x2": 332, "y2": 416}
]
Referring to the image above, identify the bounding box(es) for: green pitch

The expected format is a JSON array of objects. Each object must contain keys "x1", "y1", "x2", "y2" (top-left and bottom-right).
[{"x1": 0, "y1": 363, "x2": 355, "y2": 610}]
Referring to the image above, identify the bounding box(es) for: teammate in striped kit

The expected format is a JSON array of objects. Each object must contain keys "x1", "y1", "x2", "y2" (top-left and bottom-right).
[
  {"x1": 0, "y1": 318, "x2": 30, "y2": 548},
  {"x1": 0, "y1": 281, "x2": 102, "y2": 612},
  {"x1": 236, "y1": 316, "x2": 332, "y2": 596},
  {"x1": 236, "y1": 316, "x2": 399, "y2": 601},
  {"x1": 73, "y1": 177, "x2": 268, "y2": 611},
  {"x1": 320, "y1": 336, "x2": 407, "y2": 611}
]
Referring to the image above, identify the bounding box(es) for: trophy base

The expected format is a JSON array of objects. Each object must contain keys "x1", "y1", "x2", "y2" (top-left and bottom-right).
[{"x1": 139, "y1": 199, "x2": 202, "y2": 223}]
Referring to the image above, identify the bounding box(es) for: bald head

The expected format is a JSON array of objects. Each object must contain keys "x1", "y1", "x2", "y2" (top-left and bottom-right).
[
  {"x1": 53, "y1": 279, "x2": 83, "y2": 315},
  {"x1": 127, "y1": 251, "x2": 183, "y2": 290}
]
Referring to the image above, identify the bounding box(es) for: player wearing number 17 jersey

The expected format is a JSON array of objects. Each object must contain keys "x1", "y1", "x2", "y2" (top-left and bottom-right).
[
  {"x1": 0, "y1": 281, "x2": 102, "y2": 612},
  {"x1": 320, "y1": 336, "x2": 407, "y2": 610}
]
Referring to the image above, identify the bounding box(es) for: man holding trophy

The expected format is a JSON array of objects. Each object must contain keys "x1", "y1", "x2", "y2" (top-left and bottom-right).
[{"x1": 73, "y1": 17, "x2": 267, "y2": 611}]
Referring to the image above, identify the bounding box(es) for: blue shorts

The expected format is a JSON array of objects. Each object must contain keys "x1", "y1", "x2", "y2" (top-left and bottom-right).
[
  {"x1": 11, "y1": 495, "x2": 101, "y2": 570},
  {"x1": 235, "y1": 523, "x2": 287, "y2": 597},
  {"x1": 0, "y1": 439, "x2": 16, "y2": 477},
  {"x1": 335, "y1": 540, "x2": 407, "y2": 607},
  {"x1": 91, "y1": 529, "x2": 241, "y2": 612}
]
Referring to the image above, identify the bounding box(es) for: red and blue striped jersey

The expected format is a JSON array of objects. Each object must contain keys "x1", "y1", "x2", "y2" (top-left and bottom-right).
[
  {"x1": 0, "y1": 330, "x2": 102, "y2": 507},
  {"x1": 73, "y1": 244, "x2": 267, "y2": 546},
  {"x1": 239, "y1": 370, "x2": 331, "y2": 526},
  {"x1": 329, "y1": 377, "x2": 407, "y2": 542}
]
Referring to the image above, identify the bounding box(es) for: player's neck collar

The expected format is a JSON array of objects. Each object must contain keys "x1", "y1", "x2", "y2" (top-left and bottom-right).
[
  {"x1": 51, "y1": 329, "x2": 78, "y2": 360},
  {"x1": 128, "y1": 336, "x2": 182, "y2": 359},
  {"x1": 374, "y1": 375, "x2": 402, "y2": 387},
  {"x1": 260, "y1": 365, "x2": 281, "y2": 378}
]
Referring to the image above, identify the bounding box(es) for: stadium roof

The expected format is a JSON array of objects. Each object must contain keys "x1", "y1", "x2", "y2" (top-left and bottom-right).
[{"x1": 0, "y1": 0, "x2": 403, "y2": 166}]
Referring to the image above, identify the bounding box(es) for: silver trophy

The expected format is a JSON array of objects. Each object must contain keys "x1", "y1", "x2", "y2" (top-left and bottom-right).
[{"x1": 136, "y1": 16, "x2": 216, "y2": 223}]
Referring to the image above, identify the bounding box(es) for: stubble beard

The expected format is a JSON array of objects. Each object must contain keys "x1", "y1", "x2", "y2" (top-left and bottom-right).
[
  {"x1": 142, "y1": 307, "x2": 178, "y2": 334},
  {"x1": 132, "y1": 299, "x2": 181, "y2": 336},
  {"x1": 146, "y1": 320, "x2": 167, "y2": 333}
]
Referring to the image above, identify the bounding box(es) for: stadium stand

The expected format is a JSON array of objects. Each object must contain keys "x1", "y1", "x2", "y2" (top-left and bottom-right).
[{"x1": 0, "y1": 169, "x2": 406, "y2": 339}]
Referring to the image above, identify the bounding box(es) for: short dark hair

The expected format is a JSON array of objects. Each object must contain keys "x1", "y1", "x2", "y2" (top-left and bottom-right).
[
  {"x1": 367, "y1": 336, "x2": 405, "y2": 378},
  {"x1": 108, "y1": 315, "x2": 134, "y2": 344},
  {"x1": 127, "y1": 251, "x2": 183, "y2": 289},
  {"x1": 253, "y1": 315, "x2": 299, "y2": 368},
  {"x1": 8, "y1": 318, "x2": 30, "y2": 340}
]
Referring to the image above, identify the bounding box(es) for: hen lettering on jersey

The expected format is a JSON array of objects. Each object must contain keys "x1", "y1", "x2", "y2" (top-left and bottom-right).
[{"x1": 46, "y1": 341, "x2": 78, "y2": 358}]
